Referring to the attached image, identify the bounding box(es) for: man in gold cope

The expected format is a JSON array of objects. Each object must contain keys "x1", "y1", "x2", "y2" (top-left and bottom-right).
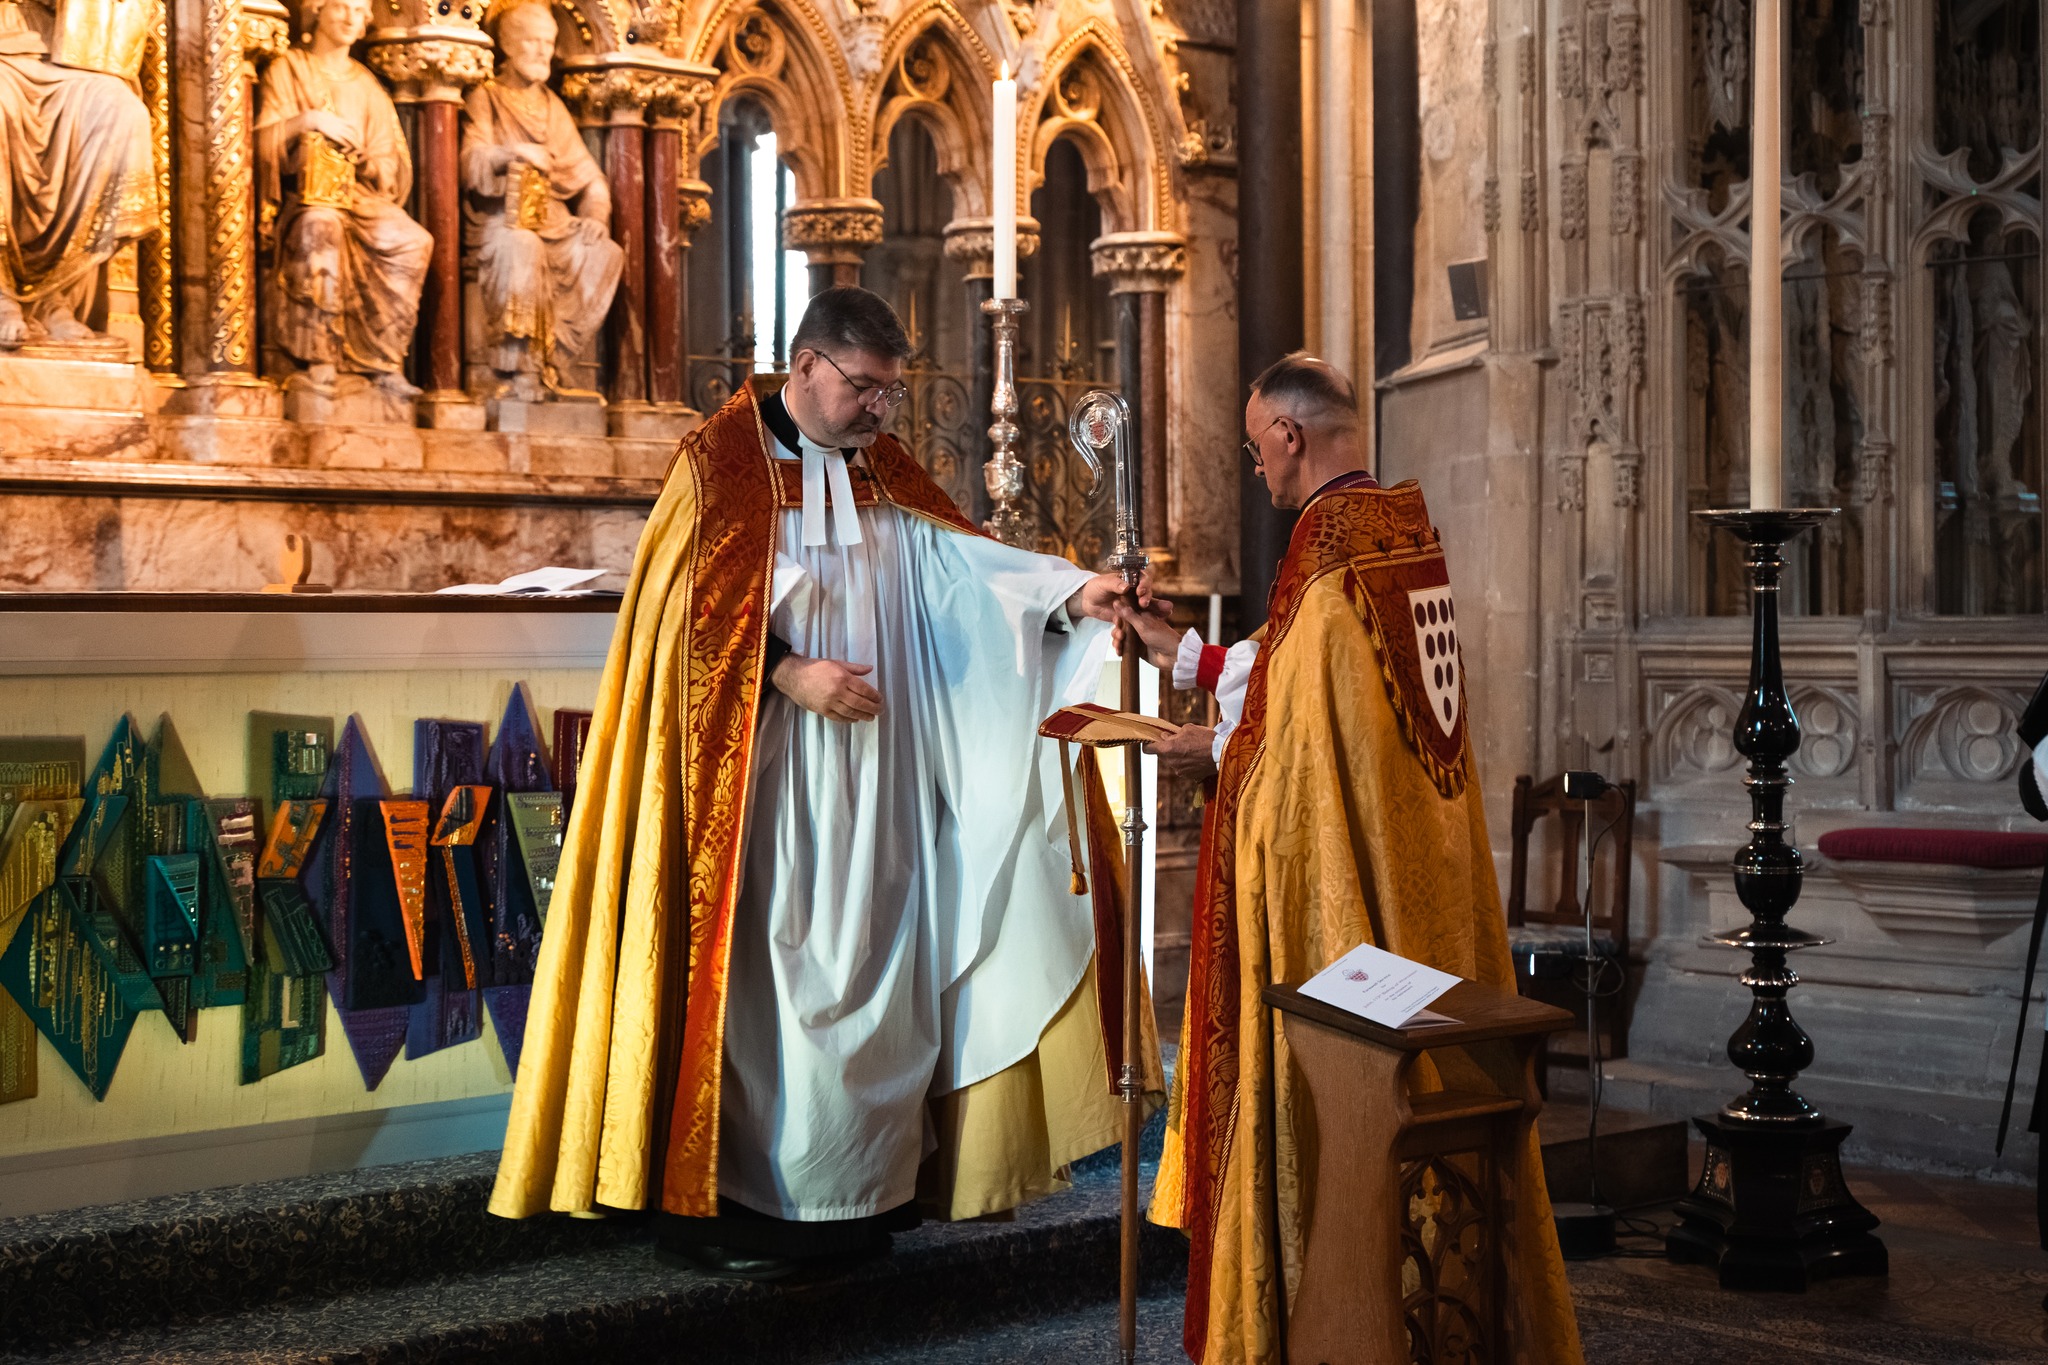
[
  {"x1": 492, "y1": 288, "x2": 1162, "y2": 1280},
  {"x1": 1119, "y1": 354, "x2": 1583, "y2": 1364},
  {"x1": 256, "y1": 0, "x2": 431, "y2": 397},
  {"x1": 462, "y1": 3, "x2": 621, "y2": 398}
]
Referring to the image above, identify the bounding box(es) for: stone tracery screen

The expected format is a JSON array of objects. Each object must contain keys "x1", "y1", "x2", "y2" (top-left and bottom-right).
[
  {"x1": 1675, "y1": 0, "x2": 1869, "y2": 617},
  {"x1": 1925, "y1": 0, "x2": 2043, "y2": 616},
  {"x1": 1665, "y1": 0, "x2": 2048, "y2": 620}
]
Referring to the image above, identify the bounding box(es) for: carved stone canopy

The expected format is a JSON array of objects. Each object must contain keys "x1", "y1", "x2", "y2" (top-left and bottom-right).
[
  {"x1": 781, "y1": 198, "x2": 885, "y2": 265},
  {"x1": 1089, "y1": 230, "x2": 1186, "y2": 294},
  {"x1": 243, "y1": 0, "x2": 293, "y2": 60},
  {"x1": 942, "y1": 215, "x2": 1044, "y2": 279},
  {"x1": 559, "y1": 52, "x2": 716, "y2": 128},
  {"x1": 363, "y1": 27, "x2": 497, "y2": 104}
]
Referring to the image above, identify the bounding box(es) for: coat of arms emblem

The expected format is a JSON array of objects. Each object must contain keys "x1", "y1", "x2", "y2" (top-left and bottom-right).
[{"x1": 1407, "y1": 585, "x2": 1460, "y2": 737}]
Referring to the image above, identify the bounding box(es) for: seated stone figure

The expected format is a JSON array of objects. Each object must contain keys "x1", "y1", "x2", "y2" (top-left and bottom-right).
[
  {"x1": 0, "y1": 0, "x2": 158, "y2": 349},
  {"x1": 255, "y1": 0, "x2": 431, "y2": 401},
  {"x1": 462, "y1": 3, "x2": 621, "y2": 400}
]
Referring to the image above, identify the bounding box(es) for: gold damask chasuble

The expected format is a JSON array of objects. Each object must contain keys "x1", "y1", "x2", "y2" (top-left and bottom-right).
[
  {"x1": 1153, "y1": 482, "x2": 1583, "y2": 1365},
  {"x1": 491, "y1": 379, "x2": 1138, "y2": 1222}
]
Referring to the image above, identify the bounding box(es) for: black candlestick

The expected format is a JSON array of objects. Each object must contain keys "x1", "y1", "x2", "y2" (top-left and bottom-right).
[{"x1": 1665, "y1": 508, "x2": 1888, "y2": 1290}]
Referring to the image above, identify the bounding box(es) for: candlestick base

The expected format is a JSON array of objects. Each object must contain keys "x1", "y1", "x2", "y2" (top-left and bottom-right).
[
  {"x1": 1666, "y1": 1115, "x2": 1887, "y2": 1290},
  {"x1": 1664, "y1": 506, "x2": 1886, "y2": 1291}
]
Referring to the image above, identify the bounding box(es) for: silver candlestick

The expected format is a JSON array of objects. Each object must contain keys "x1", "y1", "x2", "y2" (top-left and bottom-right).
[{"x1": 982, "y1": 295, "x2": 1031, "y2": 547}]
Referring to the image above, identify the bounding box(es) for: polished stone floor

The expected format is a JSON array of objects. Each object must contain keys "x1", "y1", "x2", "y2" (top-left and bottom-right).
[
  {"x1": 1567, "y1": 1161, "x2": 2048, "y2": 1364},
  {"x1": 835, "y1": 1161, "x2": 2048, "y2": 1365}
]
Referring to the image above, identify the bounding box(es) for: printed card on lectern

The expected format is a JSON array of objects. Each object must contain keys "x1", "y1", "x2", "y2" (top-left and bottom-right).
[{"x1": 1298, "y1": 942, "x2": 1462, "y2": 1030}]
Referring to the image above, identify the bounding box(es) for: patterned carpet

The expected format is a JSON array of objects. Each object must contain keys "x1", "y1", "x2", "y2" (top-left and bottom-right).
[
  {"x1": 1570, "y1": 1220, "x2": 2048, "y2": 1363},
  {"x1": 852, "y1": 1162, "x2": 2048, "y2": 1365},
  {"x1": 3, "y1": 1134, "x2": 2042, "y2": 1363}
]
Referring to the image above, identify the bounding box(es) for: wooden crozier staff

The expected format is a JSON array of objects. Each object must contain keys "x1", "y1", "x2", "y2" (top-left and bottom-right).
[{"x1": 1069, "y1": 391, "x2": 1148, "y2": 1365}]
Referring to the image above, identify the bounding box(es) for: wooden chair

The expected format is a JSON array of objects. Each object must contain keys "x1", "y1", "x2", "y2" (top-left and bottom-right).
[{"x1": 1505, "y1": 774, "x2": 1637, "y2": 1089}]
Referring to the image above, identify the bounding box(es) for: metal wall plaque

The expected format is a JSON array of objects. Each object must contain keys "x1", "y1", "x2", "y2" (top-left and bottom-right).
[
  {"x1": 203, "y1": 799, "x2": 261, "y2": 964},
  {"x1": 380, "y1": 801, "x2": 431, "y2": 983},
  {"x1": 248, "y1": 714, "x2": 331, "y2": 808},
  {"x1": 0, "y1": 887, "x2": 139, "y2": 1100},
  {"x1": 142, "y1": 854, "x2": 201, "y2": 978},
  {"x1": 506, "y1": 792, "x2": 562, "y2": 927}
]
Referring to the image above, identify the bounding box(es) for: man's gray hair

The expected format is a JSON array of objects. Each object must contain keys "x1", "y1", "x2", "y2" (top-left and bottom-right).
[
  {"x1": 790, "y1": 286, "x2": 914, "y2": 362},
  {"x1": 1250, "y1": 351, "x2": 1358, "y2": 430}
]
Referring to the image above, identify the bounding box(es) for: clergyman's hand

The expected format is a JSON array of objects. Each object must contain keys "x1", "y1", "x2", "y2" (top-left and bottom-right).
[
  {"x1": 771, "y1": 655, "x2": 883, "y2": 722},
  {"x1": 1144, "y1": 723, "x2": 1219, "y2": 781},
  {"x1": 1066, "y1": 569, "x2": 1169, "y2": 625},
  {"x1": 1111, "y1": 600, "x2": 1183, "y2": 671}
]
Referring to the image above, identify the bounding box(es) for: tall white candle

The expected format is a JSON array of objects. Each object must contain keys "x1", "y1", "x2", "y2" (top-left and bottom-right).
[
  {"x1": 1748, "y1": 0, "x2": 1783, "y2": 509},
  {"x1": 993, "y1": 63, "x2": 1018, "y2": 300}
]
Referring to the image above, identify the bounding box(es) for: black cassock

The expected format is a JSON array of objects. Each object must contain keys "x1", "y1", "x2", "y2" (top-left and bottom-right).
[{"x1": 1995, "y1": 671, "x2": 2048, "y2": 1257}]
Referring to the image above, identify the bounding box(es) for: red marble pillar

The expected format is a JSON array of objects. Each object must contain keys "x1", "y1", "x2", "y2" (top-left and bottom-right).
[
  {"x1": 606, "y1": 122, "x2": 648, "y2": 406},
  {"x1": 415, "y1": 100, "x2": 463, "y2": 396},
  {"x1": 645, "y1": 123, "x2": 683, "y2": 406}
]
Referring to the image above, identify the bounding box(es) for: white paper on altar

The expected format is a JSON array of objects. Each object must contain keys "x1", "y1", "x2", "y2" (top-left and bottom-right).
[
  {"x1": 1299, "y1": 941, "x2": 1462, "y2": 1029},
  {"x1": 435, "y1": 566, "x2": 608, "y2": 595}
]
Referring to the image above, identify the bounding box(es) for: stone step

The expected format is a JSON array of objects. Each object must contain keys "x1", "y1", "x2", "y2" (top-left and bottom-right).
[
  {"x1": 0, "y1": 1108, "x2": 1175, "y2": 1354},
  {"x1": 1538, "y1": 1101, "x2": 1692, "y2": 1210},
  {"x1": 8, "y1": 1159, "x2": 1184, "y2": 1364},
  {"x1": 0, "y1": 1152, "x2": 624, "y2": 1352}
]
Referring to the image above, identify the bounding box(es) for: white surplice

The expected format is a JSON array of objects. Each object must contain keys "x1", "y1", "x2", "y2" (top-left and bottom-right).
[{"x1": 716, "y1": 445, "x2": 1108, "y2": 1222}]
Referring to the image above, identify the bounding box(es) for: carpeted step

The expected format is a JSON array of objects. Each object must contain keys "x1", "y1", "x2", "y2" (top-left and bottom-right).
[
  {"x1": 6, "y1": 1161, "x2": 1187, "y2": 1364},
  {"x1": 0, "y1": 1152, "x2": 626, "y2": 1352}
]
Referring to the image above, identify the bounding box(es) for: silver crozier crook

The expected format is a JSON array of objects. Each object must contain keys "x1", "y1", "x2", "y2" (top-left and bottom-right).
[{"x1": 1067, "y1": 389, "x2": 1147, "y2": 1365}]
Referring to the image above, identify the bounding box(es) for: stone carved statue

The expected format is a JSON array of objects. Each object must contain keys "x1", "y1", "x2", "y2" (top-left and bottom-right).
[
  {"x1": 461, "y1": 3, "x2": 620, "y2": 399},
  {"x1": 255, "y1": 0, "x2": 431, "y2": 403},
  {"x1": 0, "y1": 0, "x2": 159, "y2": 350}
]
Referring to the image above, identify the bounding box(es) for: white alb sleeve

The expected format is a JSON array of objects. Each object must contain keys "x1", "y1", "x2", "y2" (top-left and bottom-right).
[
  {"x1": 1172, "y1": 628, "x2": 1206, "y2": 690},
  {"x1": 1209, "y1": 640, "x2": 1261, "y2": 764}
]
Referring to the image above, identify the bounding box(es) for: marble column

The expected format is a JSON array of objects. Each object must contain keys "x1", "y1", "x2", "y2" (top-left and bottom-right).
[
  {"x1": 1092, "y1": 232, "x2": 1187, "y2": 570},
  {"x1": 638, "y1": 72, "x2": 712, "y2": 415},
  {"x1": 1237, "y1": 0, "x2": 1306, "y2": 623},
  {"x1": 562, "y1": 56, "x2": 713, "y2": 438},
  {"x1": 645, "y1": 93, "x2": 687, "y2": 408},
  {"x1": 783, "y1": 200, "x2": 884, "y2": 294},
  {"x1": 563, "y1": 62, "x2": 650, "y2": 423},
  {"x1": 368, "y1": 32, "x2": 495, "y2": 429}
]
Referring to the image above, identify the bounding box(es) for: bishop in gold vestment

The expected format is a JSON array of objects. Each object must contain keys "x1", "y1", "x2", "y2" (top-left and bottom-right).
[{"x1": 1126, "y1": 354, "x2": 1582, "y2": 1364}]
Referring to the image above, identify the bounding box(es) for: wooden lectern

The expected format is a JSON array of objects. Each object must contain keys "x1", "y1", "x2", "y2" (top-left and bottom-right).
[{"x1": 1264, "y1": 978, "x2": 1573, "y2": 1365}]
